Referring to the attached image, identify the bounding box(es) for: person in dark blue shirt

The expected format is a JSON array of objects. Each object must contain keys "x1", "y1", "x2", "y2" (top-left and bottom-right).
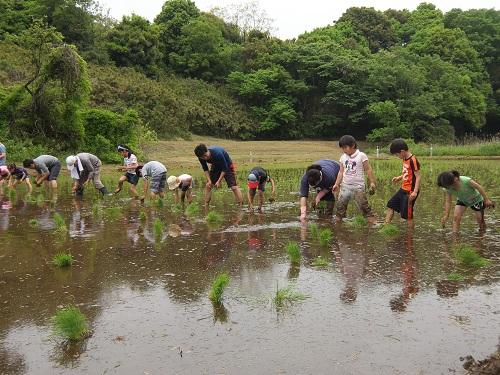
[
  {"x1": 299, "y1": 160, "x2": 340, "y2": 221},
  {"x1": 194, "y1": 144, "x2": 242, "y2": 206}
]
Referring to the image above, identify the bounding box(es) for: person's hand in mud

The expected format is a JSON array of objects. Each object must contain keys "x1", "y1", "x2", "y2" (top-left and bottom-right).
[
  {"x1": 484, "y1": 199, "x2": 495, "y2": 208},
  {"x1": 205, "y1": 180, "x2": 212, "y2": 189},
  {"x1": 368, "y1": 183, "x2": 376, "y2": 195},
  {"x1": 214, "y1": 180, "x2": 223, "y2": 189},
  {"x1": 268, "y1": 194, "x2": 275, "y2": 203}
]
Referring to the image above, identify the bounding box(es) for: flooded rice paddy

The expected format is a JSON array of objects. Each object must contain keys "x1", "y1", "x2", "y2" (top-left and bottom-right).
[{"x1": 0, "y1": 160, "x2": 499, "y2": 374}]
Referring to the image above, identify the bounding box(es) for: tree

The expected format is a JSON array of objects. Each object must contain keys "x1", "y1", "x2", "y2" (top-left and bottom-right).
[{"x1": 401, "y1": 2, "x2": 443, "y2": 43}]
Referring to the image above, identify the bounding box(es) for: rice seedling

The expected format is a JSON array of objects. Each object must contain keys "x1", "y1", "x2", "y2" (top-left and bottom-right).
[
  {"x1": 349, "y1": 215, "x2": 368, "y2": 228},
  {"x1": 139, "y1": 211, "x2": 147, "y2": 222},
  {"x1": 36, "y1": 193, "x2": 45, "y2": 207},
  {"x1": 285, "y1": 242, "x2": 301, "y2": 264},
  {"x1": 170, "y1": 203, "x2": 183, "y2": 213},
  {"x1": 186, "y1": 202, "x2": 200, "y2": 216},
  {"x1": 447, "y1": 272, "x2": 465, "y2": 281},
  {"x1": 209, "y1": 273, "x2": 230, "y2": 304},
  {"x1": 52, "y1": 252, "x2": 73, "y2": 267},
  {"x1": 29, "y1": 218, "x2": 39, "y2": 227},
  {"x1": 319, "y1": 228, "x2": 333, "y2": 246},
  {"x1": 92, "y1": 203, "x2": 102, "y2": 217},
  {"x1": 309, "y1": 223, "x2": 319, "y2": 239},
  {"x1": 453, "y1": 245, "x2": 491, "y2": 268},
  {"x1": 156, "y1": 198, "x2": 164, "y2": 208},
  {"x1": 153, "y1": 218, "x2": 164, "y2": 238},
  {"x1": 311, "y1": 256, "x2": 329, "y2": 267},
  {"x1": 378, "y1": 223, "x2": 399, "y2": 236},
  {"x1": 103, "y1": 207, "x2": 122, "y2": 221},
  {"x1": 273, "y1": 284, "x2": 308, "y2": 309},
  {"x1": 8, "y1": 187, "x2": 17, "y2": 201},
  {"x1": 53, "y1": 212, "x2": 67, "y2": 233},
  {"x1": 51, "y1": 305, "x2": 89, "y2": 341},
  {"x1": 206, "y1": 211, "x2": 223, "y2": 224}
]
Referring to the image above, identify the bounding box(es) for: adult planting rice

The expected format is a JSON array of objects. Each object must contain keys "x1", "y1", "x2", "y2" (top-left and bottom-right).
[
  {"x1": 66, "y1": 153, "x2": 111, "y2": 197},
  {"x1": 23, "y1": 155, "x2": 61, "y2": 191},
  {"x1": 247, "y1": 167, "x2": 276, "y2": 212},
  {"x1": 138, "y1": 161, "x2": 167, "y2": 200},
  {"x1": 299, "y1": 160, "x2": 340, "y2": 222},
  {"x1": 194, "y1": 144, "x2": 242, "y2": 206}
]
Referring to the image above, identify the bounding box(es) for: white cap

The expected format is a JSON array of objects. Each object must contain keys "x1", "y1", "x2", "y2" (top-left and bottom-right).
[{"x1": 66, "y1": 155, "x2": 76, "y2": 170}]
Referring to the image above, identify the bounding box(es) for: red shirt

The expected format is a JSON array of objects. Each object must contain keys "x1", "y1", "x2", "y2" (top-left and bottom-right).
[{"x1": 401, "y1": 155, "x2": 420, "y2": 192}]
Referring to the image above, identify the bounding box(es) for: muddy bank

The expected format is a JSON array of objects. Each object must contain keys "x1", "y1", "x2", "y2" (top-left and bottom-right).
[{"x1": 462, "y1": 347, "x2": 500, "y2": 375}]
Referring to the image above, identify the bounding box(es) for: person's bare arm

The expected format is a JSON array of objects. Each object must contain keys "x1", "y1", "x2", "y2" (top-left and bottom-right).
[
  {"x1": 409, "y1": 170, "x2": 421, "y2": 201},
  {"x1": 300, "y1": 197, "x2": 308, "y2": 221},
  {"x1": 469, "y1": 180, "x2": 494, "y2": 207},
  {"x1": 441, "y1": 193, "x2": 452, "y2": 227},
  {"x1": 333, "y1": 164, "x2": 344, "y2": 192},
  {"x1": 363, "y1": 160, "x2": 376, "y2": 193}
]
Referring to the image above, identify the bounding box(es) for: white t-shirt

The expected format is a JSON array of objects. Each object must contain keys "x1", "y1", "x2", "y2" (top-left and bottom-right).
[
  {"x1": 340, "y1": 150, "x2": 368, "y2": 188},
  {"x1": 124, "y1": 154, "x2": 138, "y2": 175},
  {"x1": 178, "y1": 174, "x2": 192, "y2": 188}
]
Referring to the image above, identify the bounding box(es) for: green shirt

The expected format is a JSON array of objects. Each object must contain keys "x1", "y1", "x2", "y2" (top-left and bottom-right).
[{"x1": 444, "y1": 176, "x2": 483, "y2": 206}]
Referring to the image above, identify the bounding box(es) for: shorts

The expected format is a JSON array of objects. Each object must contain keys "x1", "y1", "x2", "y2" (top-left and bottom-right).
[
  {"x1": 14, "y1": 174, "x2": 28, "y2": 181},
  {"x1": 149, "y1": 172, "x2": 166, "y2": 193},
  {"x1": 457, "y1": 200, "x2": 485, "y2": 211},
  {"x1": 249, "y1": 181, "x2": 266, "y2": 195},
  {"x1": 336, "y1": 185, "x2": 373, "y2": 218},
  {"x1": 48, "y1": 162, "x2": 61, "y2": 181},
  {"x1": 387, "y1": 188, "x2": 418, "y2": 220},
  {"x1": 209, "y1": 164, "x2": 238, "y2": 188},
  {"x1": 125, "y1": 172, "x2": 139, "y2": 185},
  {"x1": 316, "y1": 187, "x2": 334, "y2": 202},
  {"x1": 180, "y1": 182, "x2": 192, "y2": 192}
]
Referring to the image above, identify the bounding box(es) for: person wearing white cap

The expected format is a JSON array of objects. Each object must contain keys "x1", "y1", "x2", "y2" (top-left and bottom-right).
[
  {"x1": 167, "y1": 174, "x2": 193, "y2": 204},
  {"x1": 247, "y1": 167, "x2": 275, "y2": 212},
  {"x1": 66, "y1": 153, "x2": 110, "y2": 196}
]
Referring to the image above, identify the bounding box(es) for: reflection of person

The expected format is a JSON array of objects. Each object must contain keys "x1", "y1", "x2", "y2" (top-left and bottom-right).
[
  {"x1": 23, "y1": 155, "x2": 61, "y2": 191},
  {"x1": 7, "y1": 164, "x2": 32, "y2": 193},
  {"x1": 334, "y1": 242, "x2": 365, "y2": 303},
  {"x1": 437, "y1": 170, "x2": 495, "y2": 233},
  {"x1": 247, "y1": 167, "x2": 276, "y2": 212},
  {"x1": 115, "y1": 145, "x2": 139, "y2": 197},
  {"x1": 299, "y1": 160, "x2": 340, "y2": 221},
  {"x1": 66, "y1": 154, "x2": 111, "y2": 196},
  {"x1": 333, "y1": 135, "x2": 376, "y2": 224},
  {"x1": 167, "y1": 174, "x2": 193, "y2": 204},
  {"x1": 390, "y1": 228, "x2": 419, "y2": 312},
  {"x1": 385, "y1": 139, "x2": 421, "y2": 225},
  {"x1": 138, "y1": 161, "x2": 167, "y2": 200},
  {"x1": 194, "y1": 144, "x2": 243, "y2": 206}
]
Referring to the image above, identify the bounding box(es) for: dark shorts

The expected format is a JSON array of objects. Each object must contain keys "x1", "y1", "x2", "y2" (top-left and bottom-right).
[
  {"x1": 387, "y1": 188, "x2": 418, "y2": 220},
  {"x1": 48, "y1": 162, "x2": 61, "y2": 181},
  {"x1": 457, "y1": 200, "x2": 485, "y2": 211},
  {"x1": 14, "y1": 174, "x2": 28, "y2": 181},
  {"x1": 209, "y1": 164, "x2": 238, "y2": 188},
  {"x1": 149, "y1": 172, "x2": 167, "y2": 193},
  {"x1": 125, "y1": 172, "x2": 139, "y2": 185},
  {"x1": 180, "y1": 183, "x2": 191, "y2": 192}
]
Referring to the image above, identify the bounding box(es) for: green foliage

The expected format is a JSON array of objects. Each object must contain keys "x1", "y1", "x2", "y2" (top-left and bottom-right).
[
  {"x1": 311, "y1": 256, "x2": 329, "y2": 267},
  {"x1": 103, "y1": 207, "x2": 122, "y2": 221},
  {"x1": 349, "y1": 215, "x2": 368, "y2": 228},
  {"x1": 153, "y1": 217, "x2": 164, "y2": 238},
  {"x1": 53, "y1": 212, "x2": 67, "y2": 232},
  {"x1": 273, "y1": 284, "x2": 308, "y2": 309},
  {"x1": 285, "y1": 241, "x2": 301, "y2": 264},
  {"x1": 309, "y1": 223, "x2": 319, "y2": 239},
  {"x1": 205, "y1": 211, "x2": 223, "y2": 224},
  {"x1": 185, "y1": 202, "x2": 200, "y2": 216},
  {"x1": 319, "y1": 228, "x2": 333, "y2": 246},
  {"x1": 29, "y1": 218, "x2": 39, "y2": 227},
  {"x1": 139, "y1": 211, "x2": 147, "y2": 222},
  {"x1": 52, "y1": 252, "x2": 73, "y2": 267},
  {"x1": 92, "y1": 202, "x2": 102, "y2": 217},
  {"x1": 447, "y1": 272, "x2": 465, "y2": 281},
  {"x1": 378, "y1": 223, "x2": 399, "y2": 236},
  {"x1": 208, "y1": 272, "x2": 230, "y2": 304},
  {"x1": 453, "y1": 244, "x2": 491, "y2": 268},
  {"x1": 51, "y1": 305, "x2": 89, "y2": 341}
]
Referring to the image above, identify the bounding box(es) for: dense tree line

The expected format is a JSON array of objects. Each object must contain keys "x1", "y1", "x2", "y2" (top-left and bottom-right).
[{"x1": 0, "y1": 0, "x2": 498, "y2": 152}]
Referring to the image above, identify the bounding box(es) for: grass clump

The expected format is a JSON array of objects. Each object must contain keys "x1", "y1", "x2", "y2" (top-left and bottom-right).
[
  {"x1": 156, "y1": 198, "x2": 164, "y2": 208},
  {"x1": 378, "y1": 223, "x2": 399, "y2": 236},
  {"x1": 153, "y1": 218, "x2": 164, "y2": 238},
  {"x1": 52, "y1": 252, "x2": 73, "y2": 267},
  {"x1": 349, "y1": 215, "x2": 367, "y2": 228},
  {"x1": 53, "y1": 212, "x2": 67, "y2": 232},
  {"x1": 92, "y1": 203, "x2": 102, "y2": 217},
  {"x1": 454, "y1": 244, "x2": 491, "y2": 268},
  {"x1": 319, "y1": 228, "x2": 333, "y2": 246},
  {"x1": 311, "y1": 256, "x2": 329, "y2": 267},
  {"x1": 139, "y1": 211, "x2": 147, "y2": 222},
  {"x1": 170, "y1": 203, "x2": 183, "y2": 213},
  {"x1": 447, "y1": 272, "x2": 465, "y2": 281},
  {"x1": 205, "y1": 211, "x2": 223, "y2": 224},
  {"x1": 186, "y1": 202, "x2": 200, "y2": 216},
  {"x1": 309, "y1": 223, "x2": 319, "y2": 239},
  {"x1": 285, "y1": 242, "x2": 301, "y2": 264},
  {"x1": 209, "y1": 273, "x2": 230, "y2": 304},
  {"x1": 51, "y1": 305, "x2": 89, "y2": 341},
  {"x1": 29, "y1": 218, "x2": 39, "y2": 227},
  {"x1": 273, "y1": 284, "x2": 308, "y2": 309}
]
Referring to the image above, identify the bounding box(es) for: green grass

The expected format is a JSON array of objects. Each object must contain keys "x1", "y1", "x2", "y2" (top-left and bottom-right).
[
  {"x1": 309, "y1": 223, "x2": 319, "y2": 239},
  {"x1": 453, "y1": 244, "x2": 491, "y2": 268},
  {"x1": 92, "y1": 203, "x2": 102, "y2": 217},
  {"x1": 170, "y1": 203, "x2": 183, "y2": 213},
  {"x1": 273, "y1": 284, "x2": 308, "y2": 309},
  {"x1": 156, "y1": 198, "x2": 164, "y2": 208},
  {"x1": 209, "y1": 273, "x2": 230, "y2": 304},
  {"x1": 285, "y1": 242, "x2": 301, "y2": 264},
  {"x1": 103, "y1": 207, "x2": 122, "y2": 221},
  {"x1": 319, "y1": 228, "x2": 333, "y2": 246},
  {"x1": 349, "y1": 215, "x2": 368, "y2": 228},
  {"x1": 311, "y1": 256, "x2": 329, "y2": 267},
  {"x1": 52, "y1": 252, "x2": 73, "y2": 267},
  {"x1": 205, "y1": 211, "x2": 223, "y2": 224},
  {"x1": 378, "y1": 223, "x2": 399, "y2": 236},
  {"x1": 29, "y1": 219, "x2": 39, "y2": 227},
  {"x1": 53, "y1": 212, "x2": 67, "y2": 232},
  {"x1": 139, "y1": 211, "x2": 147, "y2": 222},
  {"x1": 51, "y1": 305, "x2": 89, "y2": 341},
  {"x1": 186, "y1": 202, "x2": 200, "y2": 216},
  {"x1": 447, "y1": 272, "x2": 465, "y2": 281},
  {"x1": 153, "y1": 218, "x2": 164, "y2": 238}
]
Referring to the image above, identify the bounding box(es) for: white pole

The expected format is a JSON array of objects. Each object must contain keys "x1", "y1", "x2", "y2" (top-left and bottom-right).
[
  {"x1": 430, "y1": 145, "x2": 433, "y2": 157},
  {"x1": 376, "y1": 146, "x2": 380, "y2": 158}
]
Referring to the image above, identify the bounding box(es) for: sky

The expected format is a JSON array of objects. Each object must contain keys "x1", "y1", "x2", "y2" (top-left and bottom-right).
[{"x1": 98, "y1": 0, "x2": 498, "y2": 39}]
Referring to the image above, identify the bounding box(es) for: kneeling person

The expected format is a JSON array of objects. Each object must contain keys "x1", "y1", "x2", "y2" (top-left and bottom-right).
[
  {"x1": 167, "y1": 174, "x2": 193, "y2": 204},
  {"x1": 139, "y1": 161, "x2": 167, "y2": 200},
  {"x1": 247, "y1": 167, "x2": 276, "y2": 211}
]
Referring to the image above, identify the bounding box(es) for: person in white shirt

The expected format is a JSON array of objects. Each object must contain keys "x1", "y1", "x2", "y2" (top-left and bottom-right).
[
  {"x1": 115, "y1": 145, "x2": 139, "y2": 197},
  {"x1": 332, "y1": 135, "x2": 376, "y2": 224},
  {"x1": 167, "y1": 174, "x2": 193, "y2": 204}
]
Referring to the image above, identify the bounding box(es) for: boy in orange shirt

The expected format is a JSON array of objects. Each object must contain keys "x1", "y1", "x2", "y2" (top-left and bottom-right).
[{"x1": 385, "y1": 139, "x2": 421, "y2": 224}]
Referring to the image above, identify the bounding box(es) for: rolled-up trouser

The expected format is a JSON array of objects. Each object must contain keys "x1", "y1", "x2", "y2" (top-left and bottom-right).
[
  {"x1": 79, "y1": 168, "x2": 105, "y2": 190},
  {"x1": 336, "y1": 185, "x2": 373, "y2": 218}
]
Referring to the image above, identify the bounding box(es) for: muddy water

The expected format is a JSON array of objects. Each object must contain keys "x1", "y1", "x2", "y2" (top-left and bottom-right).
[{"x1": 0, "y1": 163, "x2": 499, "y2": 374}]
